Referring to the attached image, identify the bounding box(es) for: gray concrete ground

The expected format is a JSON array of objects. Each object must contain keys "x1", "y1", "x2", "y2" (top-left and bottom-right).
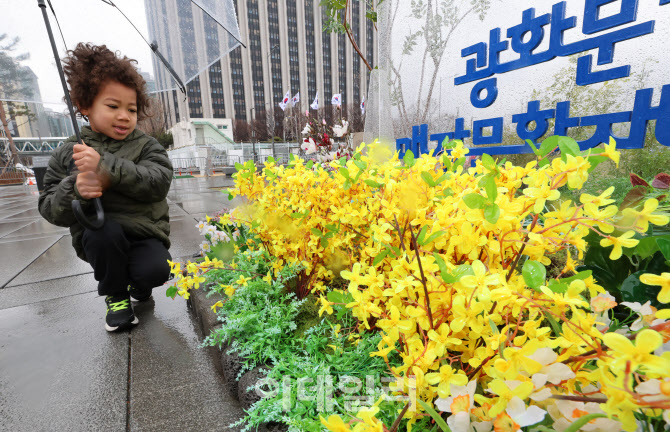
[{"x1": 0, "y1": 177, "x2": 246, "y2": 431}]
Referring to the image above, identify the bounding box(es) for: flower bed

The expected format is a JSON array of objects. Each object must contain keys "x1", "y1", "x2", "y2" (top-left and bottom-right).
[{"x1": 169, "y1": 136, "x2": 670, "y2": 432}]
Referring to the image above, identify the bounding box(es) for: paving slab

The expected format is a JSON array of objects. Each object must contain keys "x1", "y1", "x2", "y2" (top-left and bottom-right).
[
  {"x1": 0, "y1": 273, "x2": 97, "y2": 310},
  {"x1": 1, "y1": 218, "x2": 69, "y2": 241},
  {"x1": 0, "y1": 220, "x2": 33, "y2": 238},
  {"x1": 174, "y1": 198, "x2": 231, "y2": 214},
  {"x1": 7, "y1": 235, "x2": 91, "y2": 288},
  {"x1": 0, "y1": 235, "x2": 62, "y2": 288},
  {"x1": 1, "y1": 208, "x2": 42, "y2": 221},
  {"x1": 129, "y1": 290, "x2": 245, "y2": 431},
  {"x1": 0, "y1": 291, "x2": 127, "y2": 432}
]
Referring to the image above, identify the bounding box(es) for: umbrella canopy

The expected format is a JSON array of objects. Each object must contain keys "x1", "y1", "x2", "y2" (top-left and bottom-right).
[
  {"x1": 141, "y1": 0, "x2": 243, "y2": 93},
  {"x1": 35, "y1": 0, "x2": 243, "y2": 95}
]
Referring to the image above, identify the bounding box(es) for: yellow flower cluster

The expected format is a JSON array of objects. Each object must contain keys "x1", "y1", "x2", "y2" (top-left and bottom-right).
[{"x1": 200, "y1": 139, "x2": 670, "y2": 431}]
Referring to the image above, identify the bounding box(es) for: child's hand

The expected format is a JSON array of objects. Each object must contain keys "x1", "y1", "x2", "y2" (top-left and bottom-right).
[
  {"x1": 73, "y1": 143, "x2": 101, "y2": 173},
  {"x1": 75, "y1": 171, "x2": 105, "y2": 199}
]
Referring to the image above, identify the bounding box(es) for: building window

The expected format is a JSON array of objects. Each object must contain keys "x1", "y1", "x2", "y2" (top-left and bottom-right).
[
  {"x1": 248, "y1": 0, "x2": 265, "y2": 114},
  {"x1": 209, "y1": 60, "x2": 226, "y2": 118},
  {"x1": 321, "y1": 8, "x2": 332, "y2": 104},
  {"x1": 287, "y1": 0, "x2": 300, "y2": 95},
  {"x1": 305, "y1": 0, "x2": 317, "y2": 104},
  {"x1": 229, "y1": 0, "x2": 246, "y2": 120},
  {"x1": 338, "y1": 32, "x2": 346, "y2": 106}
]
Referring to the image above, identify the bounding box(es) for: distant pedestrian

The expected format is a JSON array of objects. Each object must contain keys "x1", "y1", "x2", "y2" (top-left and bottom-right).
[{"x1": 38, "y1": 43, "x2": 173, "y2": 332}]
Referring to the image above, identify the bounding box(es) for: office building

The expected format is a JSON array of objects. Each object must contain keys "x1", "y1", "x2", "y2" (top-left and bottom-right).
[{"x1": 144, "y1": 0, "x2": 377, "y2": 130}]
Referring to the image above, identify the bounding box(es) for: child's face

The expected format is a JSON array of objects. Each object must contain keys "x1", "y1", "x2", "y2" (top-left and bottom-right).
[{"x1": 80, "y1": 80, "x2": 138, "y2": 140}]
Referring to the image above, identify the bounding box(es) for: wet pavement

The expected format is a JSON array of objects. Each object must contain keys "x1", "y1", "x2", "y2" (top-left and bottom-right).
[{"x1": 0, "y1": 176, "x2": 245, "y2": 431}]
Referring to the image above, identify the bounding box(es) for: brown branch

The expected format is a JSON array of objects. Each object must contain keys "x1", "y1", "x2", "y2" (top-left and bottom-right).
[
  {"x1": 467, "y1": 355, "x2": 491, "y2": 379},
  {"x1": 550, "y1": 395, "x2": 608, "y2": 403},
  {"x1": 409, "y1": 225, "x2": 435, "y2": 330},
  {"x1": 343, "y1": 0, "x2": 373, "y2": 72},
  {"x1": 389, "y1": 401, "x2": 411, "y2": 432},
  {"x1": 506, "y1": 214, "x2": 539, "y2": 282}
]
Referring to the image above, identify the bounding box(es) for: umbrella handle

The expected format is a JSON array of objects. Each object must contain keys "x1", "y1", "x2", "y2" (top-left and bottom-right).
[{"x1": 72, "y1": 198, "x2": 105, "y2": 230}]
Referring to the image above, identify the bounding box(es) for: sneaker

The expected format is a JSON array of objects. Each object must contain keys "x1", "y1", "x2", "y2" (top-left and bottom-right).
[
  {"x1": 128, "y1": 285, "x2": 153, "y2": 302},
  {"x1": 105, "y1": 295, "x2": 139, "y2": 332}
]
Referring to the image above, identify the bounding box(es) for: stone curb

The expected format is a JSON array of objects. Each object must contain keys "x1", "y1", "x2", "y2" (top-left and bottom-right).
[{"x1": 187, "y1": 285, "x2": 288, "y2": 432}]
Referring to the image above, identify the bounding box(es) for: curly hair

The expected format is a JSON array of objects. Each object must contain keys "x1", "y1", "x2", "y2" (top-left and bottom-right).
[{"x1": 62, "y1": 43, "x2": 151, "y2": 121}]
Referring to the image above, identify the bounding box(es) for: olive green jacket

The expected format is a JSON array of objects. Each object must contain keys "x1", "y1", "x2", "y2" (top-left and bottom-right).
[{"x1": 38, "y1": 126, "x2": 173, "y2": 261}]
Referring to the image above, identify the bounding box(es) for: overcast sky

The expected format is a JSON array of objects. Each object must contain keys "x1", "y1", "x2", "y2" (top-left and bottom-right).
[{"x1": 1, "y1": 0, "x2": 153, "y2": 110}]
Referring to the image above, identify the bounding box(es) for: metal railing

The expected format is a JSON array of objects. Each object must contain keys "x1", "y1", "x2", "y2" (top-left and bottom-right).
[
  {"x1": 0, "y1": 137, "x2": 68, "y2": 155},
  {"x1": 0, "y1": 166, "x2": 31, "y2": 185}
]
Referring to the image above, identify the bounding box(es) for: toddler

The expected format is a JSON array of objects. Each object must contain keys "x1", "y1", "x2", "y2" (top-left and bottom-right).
[{"x1": 38, "y1": 43, "x2": 173, "y2": 332}]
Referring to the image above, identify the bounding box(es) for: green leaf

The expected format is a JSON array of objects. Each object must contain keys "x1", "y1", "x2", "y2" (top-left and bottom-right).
[
  {"x1": 484, "y1": 203, "x2": 500, "y2": 224},
  {"x1": 343, "y1": 179, "x2": 352, "y2": 190},
  {"x1": 364, "y1": 179, "x2": 385, "y2": 188},
  {"x1": 631, "y1": 236, "x2": 660, "y2": 259},
  {"x1": 339, "y1": 167, "x2": 351, "y2": 180},
  {"x1": 558, "y1": 136, "x2": 580, "y2": 160},
  {"x1": 526, "y1": 139, "x2": 540, "y2": 156},
  {"x1": 562, "y1": 414, "x2": 608, "y2": 432},
  {"x1": 433, "y1": 253, "x2": 453, "y2": 283},
  {"x1": 235, "y1": 162, "x2": 243, "y2": 171},
  {"x1": 320, "y1": 237, "x2": 329, "y2": 248},
  {"x1": 452, "y1": 264, "x2": 475, "y2": 280},
  {"x1": 488, "y1": 318, "x2": 500, "y2": 334},
  {"x1": 338, "y1": 156, "x2": 347, "y2": 166},
  {"x1": 327, "y1": 291, "x2": 344, "y2": 304},
  {"x1": 658, "y1": 238, "x2": 670, "y2": 260},
  {"x1": 165, "y1": 285, "x2": 178, "y2": 299},
  {"x1": 578, "y1": 233, "x2": 633, "y2": 299},
  {"x1": 354, "y1": 160, "x2": 367, "y2": 171},
  {"x1": 586, "y1": 155, "x2": 609, "y2": 173},
  {"x1": 453, "y1": 157, "x2": 466, "y2": 171},
  {"x1": 310, "y1": 228, "x2": 322, "y2": 237},
  {"x1": 543, "y1": 310, "x2": 563, "y2": 336},
  {"x1": 539, "y1": 158, "x2": 551, "y2": 168},
  {"x1": 538, "y1": 136, "x2": 559, "y2": 157},
  {"x1": 482, "y1": 175, "x2": 498, "y2": 202},
  {"x1": 421, "y1": 171, "x2": 437, "y2": 187},
  {"x1": 289, "y1": 153, "x2": 296, "y2": 162},
  {"x1": 373, "y1": 250, "x2": 390, "y2": 266},
  {"x1": 621, "y1": 270, "x2": 663, "y2": 308},
  {"x1": 557, "y1": 270, "x2": 592, "y2": 285},
  {"x1": 442, "y1": 138, "x2": 457, "y2": 149},
  {"x1": 227, "y1": 193, "x2": 234, "y2": 201},
  {"x1": 416, "y1": 226, "x2": 429, "y2": 245},
  {"x1": 417, "y1": 400, "x2": 451, "y2": 432},
  {"x1": 441, "y1": 155, "x2": 452, "y2": 171},
  {"x1": 267, "y1": 156, "x2": 275, "y2": 163},
  {"x1": 435, "y1": 173, "x2": 449, "y2": 186},
  {"x1": 421, "y1": 230, "x2": 445, "y2": 246},
  {"x1": 547, "y1": 280, "x2": 568, "y2": 294},
  {"x1": 523, "y1": 260, "x2": 546, "y2": 290},
  {"x1": 463, "y1": 193, "x2": 488, "y2": 209},
  {"x1": 306, "y1": 160, "x2": 314, "y2": 169},
  {"x1": 403, "y1": 150, "x2": 416, "y2": 168},
  {"x1": 481, "y1": 153, "x2": 495, "y2": 170}
]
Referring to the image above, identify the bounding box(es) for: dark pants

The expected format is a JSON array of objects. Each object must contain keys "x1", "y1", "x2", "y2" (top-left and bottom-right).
[{"x1": 82, "y1": 219, "x2": 172, "y2": 296}]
